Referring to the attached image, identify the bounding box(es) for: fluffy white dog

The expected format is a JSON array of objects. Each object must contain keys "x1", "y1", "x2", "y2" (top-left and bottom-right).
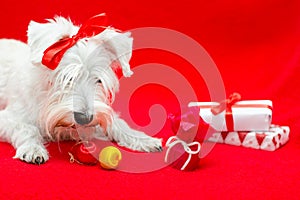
[{"x1": 0, "y1": 14, "x2": 162, "y2": 164}]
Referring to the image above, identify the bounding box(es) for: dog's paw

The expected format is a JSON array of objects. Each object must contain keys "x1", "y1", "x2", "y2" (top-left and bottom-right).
[
  {"x1": 144, "y1": 137, "x2": 163, "y2": 152},
  {"x1": 121, "y1": 136, "x2": 163, "y2": 153},
  {"x1": 14, "y1": 143, "x2": 49, "y2": 164}
]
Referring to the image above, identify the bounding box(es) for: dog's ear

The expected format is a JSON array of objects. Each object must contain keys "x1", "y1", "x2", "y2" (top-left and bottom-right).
[
  {"x1": 94, "y1": 29, "x2": 133, "y2": 77},
  {"x1": 27, "y1": 16, "x2": 79, "y2": 65}
]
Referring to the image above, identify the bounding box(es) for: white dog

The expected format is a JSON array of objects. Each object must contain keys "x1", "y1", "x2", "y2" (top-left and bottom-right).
[{"x1": 0, "y1": 14, "x2": 162, "y2": 164}]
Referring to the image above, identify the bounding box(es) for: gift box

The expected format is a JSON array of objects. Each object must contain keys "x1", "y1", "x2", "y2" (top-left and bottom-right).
[
  {"x1": 165, "y1": 107, "x2": 209, "y2": 171},
  {"x1": 188, "y1": 93, "x2": 273, "y2": 132},
  {"x1": 164, "y1": 136, "x2": 201, "y2": 171},
  {"x1": 207, "y1": 125, "x2": 290, "y2": 151},
  {"x1": 168, "y1": 106, "x2": 211, "y2": 143}
]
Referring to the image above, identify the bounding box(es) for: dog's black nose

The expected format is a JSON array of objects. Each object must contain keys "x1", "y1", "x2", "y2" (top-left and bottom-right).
[{"x1": 74, "y1": 112, "x2": 93, "y2": 125}]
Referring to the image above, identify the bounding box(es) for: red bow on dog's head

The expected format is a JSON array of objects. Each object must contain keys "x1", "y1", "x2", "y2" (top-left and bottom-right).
[{"x1": 42, "y1": 13, "x2": 108, "y2": 70}]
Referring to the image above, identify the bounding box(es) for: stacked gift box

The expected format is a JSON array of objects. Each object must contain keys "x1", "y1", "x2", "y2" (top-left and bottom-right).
[
  {"x1": 165, "y1": 93, "x2": 290, "y2": 171},
  {"x1": 188, "y1": 93, "x2": 290, "y2": 151}
]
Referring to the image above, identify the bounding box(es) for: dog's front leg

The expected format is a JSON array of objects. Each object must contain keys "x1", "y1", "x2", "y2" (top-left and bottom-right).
[
  {"x1": 106, "y1": 114, "x2": 163, "y2": 152},
  {"x1": 0, "y1": 110, "x2": 49, "y2": 164}
]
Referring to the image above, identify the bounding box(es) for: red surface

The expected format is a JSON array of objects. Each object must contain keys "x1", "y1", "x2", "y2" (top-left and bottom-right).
[{"x1": 1, "y1": 0, "x2": 300, "y2": 199}]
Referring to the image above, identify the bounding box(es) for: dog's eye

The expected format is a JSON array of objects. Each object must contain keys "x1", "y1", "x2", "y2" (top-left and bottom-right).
[
  {"x1": 96, "y1": 79, "x2": 102, "y2": 84},
  {"x1": 63, "y1": 75, "x2": 73, "y2": 82}
]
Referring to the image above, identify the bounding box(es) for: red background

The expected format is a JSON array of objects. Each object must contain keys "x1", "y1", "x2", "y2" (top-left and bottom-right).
[{"x1": 1, "y1": 0, "x2": 300, "y2": 199}]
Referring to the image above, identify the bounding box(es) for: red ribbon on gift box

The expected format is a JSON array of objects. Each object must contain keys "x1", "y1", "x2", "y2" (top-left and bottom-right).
[
  {"x1": 211, "y1": 93, "x2": 241, "y2": 131},
  {"x1": 197, "y1": 93, "x2": 273, "y2": 131}
]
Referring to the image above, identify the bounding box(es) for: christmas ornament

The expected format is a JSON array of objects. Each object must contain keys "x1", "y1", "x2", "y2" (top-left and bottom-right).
[{"x1": 69, "y1": 141, "x2": 98, "y2": 165}]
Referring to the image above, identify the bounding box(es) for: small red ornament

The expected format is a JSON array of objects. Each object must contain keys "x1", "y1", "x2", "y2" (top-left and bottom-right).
[{"x1": 69, "y1": 141, "x2": 98, "y2": 165}]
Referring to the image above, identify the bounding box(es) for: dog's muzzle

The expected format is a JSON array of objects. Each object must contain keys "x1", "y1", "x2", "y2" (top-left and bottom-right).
[{"x1": 74, "y1": 112, "x2": 93, "y2": 125}]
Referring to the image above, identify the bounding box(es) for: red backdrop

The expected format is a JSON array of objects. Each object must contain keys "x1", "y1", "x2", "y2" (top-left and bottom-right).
[{"x1": 0, "y1": 0, "x2": 300, "y2": 199}]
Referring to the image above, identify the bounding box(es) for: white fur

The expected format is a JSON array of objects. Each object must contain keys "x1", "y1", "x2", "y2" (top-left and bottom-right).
[{"x1": 0, "y1": 16, "x2": 162, "y2": 164}]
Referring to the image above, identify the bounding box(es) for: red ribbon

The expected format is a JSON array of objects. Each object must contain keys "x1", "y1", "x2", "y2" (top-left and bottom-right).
[
  {"x1": 211, "y1": 93, "x2": 241, "y2": 115},
  {"x1": 42, "y1": 13, "x2": 108, "y2": 70},
  {"x1": 211, "y1": 93, "x2": 242, "y2": 131}
]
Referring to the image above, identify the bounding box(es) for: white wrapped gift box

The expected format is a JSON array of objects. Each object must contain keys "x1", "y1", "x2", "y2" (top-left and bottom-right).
[{"x1": 188, "y1": 100, "x2": 272, "y2": 132}]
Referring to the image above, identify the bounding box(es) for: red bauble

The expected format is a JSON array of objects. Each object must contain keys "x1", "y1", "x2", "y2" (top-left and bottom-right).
[{"x1": 69, "y1": 141, "x2": 98, "y2": 165}]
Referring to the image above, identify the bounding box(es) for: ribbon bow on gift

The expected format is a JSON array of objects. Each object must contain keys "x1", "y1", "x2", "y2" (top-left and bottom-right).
[
  {"x1": 211, "y1": 93, "x2": 241, "y2": 115},
  {"x1": 42, "y1": 13, "x2": 108, "y2": 70},
  {"x1": 210, "y1": 93, "x2": 241, "y2": 131},
  {"x1": 165, "y1": 136, "x2": 201, "y2": 170}
]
